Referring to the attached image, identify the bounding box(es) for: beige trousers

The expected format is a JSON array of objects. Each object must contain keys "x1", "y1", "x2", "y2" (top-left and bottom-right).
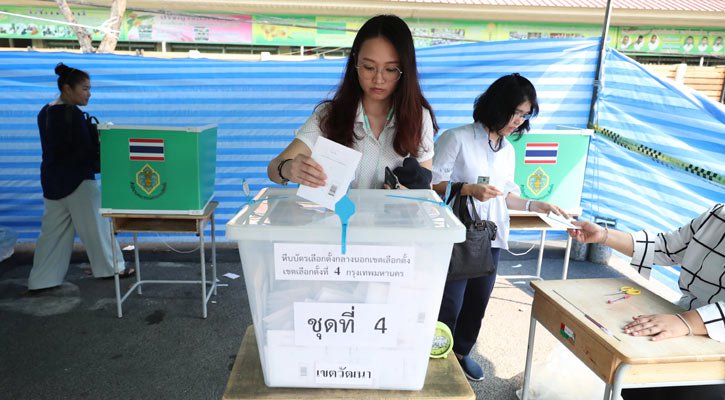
[{"x1": 29, "y1": 179, "x2": 125, "y2": 290}]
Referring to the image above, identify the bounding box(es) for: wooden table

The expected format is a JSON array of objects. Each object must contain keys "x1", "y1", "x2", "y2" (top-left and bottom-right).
[
  {"x1": 224, "y1": 326, "x2": 475, "y2": 400},
  {"x1": 103, "y1": 201, "x2": 218, "y2": 318},
  {"x1": 503, "y1": 211, "x2": 576, "y2": 281},
  {"x1": 521, "y1": 278, "x2": 725, "y2": 400}
]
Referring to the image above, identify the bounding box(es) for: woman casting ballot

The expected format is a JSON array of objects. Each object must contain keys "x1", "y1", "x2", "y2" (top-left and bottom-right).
[{"x1": 267, "y1": 15, "x2": 437, "y2": 190}]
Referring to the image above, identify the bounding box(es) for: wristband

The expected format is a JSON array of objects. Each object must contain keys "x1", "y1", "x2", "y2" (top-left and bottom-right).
[
  {"x1": 675, "y1": 313, "x2": 694, "y2": 336},
  {"x1": 277, "y1": 158, "x2": 292, "y2": 185},
  {"x1": 525, "y1": 200, "x2": 532, "y2": 212}
]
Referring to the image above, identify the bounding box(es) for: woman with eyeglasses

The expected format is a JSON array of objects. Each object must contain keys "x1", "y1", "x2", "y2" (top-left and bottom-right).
[
  {"x1": 431, "y1": 73, "x2": 567, "y2": 381},
  {"x1": 267, "y1": 14, "x2": 437, "y2": 189}
]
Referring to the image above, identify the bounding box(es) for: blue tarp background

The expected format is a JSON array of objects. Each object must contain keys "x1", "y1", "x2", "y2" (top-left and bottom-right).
[{"x1": 1, "y1": 38, "x2": 723, "y2": 248}]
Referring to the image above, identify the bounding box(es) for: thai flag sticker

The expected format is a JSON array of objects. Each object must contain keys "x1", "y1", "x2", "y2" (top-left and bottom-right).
[
  {"x1": 129, "y1": 138, "x2": 164, "y2": 161},
  {"x1": 524, "y1": 143, "x2": 558, "y2": 164}
]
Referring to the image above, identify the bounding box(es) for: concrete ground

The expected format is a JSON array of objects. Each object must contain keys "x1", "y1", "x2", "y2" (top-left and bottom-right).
[{"x1": 0, "y1": 239, "x2": 642, "y2": 400}]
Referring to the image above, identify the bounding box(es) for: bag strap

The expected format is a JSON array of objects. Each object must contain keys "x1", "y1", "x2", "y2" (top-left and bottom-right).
[{"x1": 466, "y1": 196, "x2": 485, "y2": 228}]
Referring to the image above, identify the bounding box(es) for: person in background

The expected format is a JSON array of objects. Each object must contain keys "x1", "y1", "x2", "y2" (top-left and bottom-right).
[
  {"x1": 633, "y1": 35, "x2": 645, "y2": 51},
  {"x1": 647, "y1": 34, "x2": 659, "y2": 51},
  {"x1": 28, "y1": 63, "x2": 131, "y2": 293},
  {"x1": 683, "y1": 36, "x2": 695, "y2": 52},
  {"x1": 569, "y1": 204, "x2": 724, "y2": 400},
  {"x1": 620, "y1": 35, "x2": 631, "y2": 49},
  {"x1": 698, "y1": 36, "x2": 710, "y2": 53},
  {"x1": 713, "y1": 36, "x2": 723, "y2": 52},
  {"x1": 267, "y1": 15, "x2": 437, "y2": 190},
  {"x1": 431, "y1": 73, "x2": 567, "y2": 381}
]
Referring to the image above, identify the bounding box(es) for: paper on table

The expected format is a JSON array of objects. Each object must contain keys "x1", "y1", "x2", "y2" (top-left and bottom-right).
[{"x1": 297, "y1": 136, "x2": 362, "y2": 210}]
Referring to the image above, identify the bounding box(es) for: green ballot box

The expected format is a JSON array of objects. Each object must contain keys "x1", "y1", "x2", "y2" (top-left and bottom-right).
[
  {"x1": 99, "y1": 124, "x2": 217, "y2": 215},
  {"x1": 508, "y1": 129, "x2": 592, "y2": 213}
]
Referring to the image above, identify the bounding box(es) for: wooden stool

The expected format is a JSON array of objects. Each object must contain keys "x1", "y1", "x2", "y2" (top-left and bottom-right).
[{"x1": 224, "y1": 326, "x2": 475, "y2": 399}]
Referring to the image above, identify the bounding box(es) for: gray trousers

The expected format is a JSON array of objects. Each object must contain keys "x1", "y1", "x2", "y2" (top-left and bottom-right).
[{"x1": 29, "y1": 180, "x2": 125, "y2": 290}]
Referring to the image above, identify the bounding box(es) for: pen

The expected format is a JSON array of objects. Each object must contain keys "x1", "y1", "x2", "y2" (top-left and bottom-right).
[
  {"x1": 607, "y1": 294, "x2": 631, "y2": 304},
  {"x1": 585, "y1": 314, "x2": 612, "y2": 336}
]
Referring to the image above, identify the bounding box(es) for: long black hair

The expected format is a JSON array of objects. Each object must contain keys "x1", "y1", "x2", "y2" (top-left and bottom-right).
[
  {"x1": 319, "y1": 15, "x2": 438, "y2": 157},
  {"x1": 472, "y1": 73, "x2": 538, "y2": 140}
]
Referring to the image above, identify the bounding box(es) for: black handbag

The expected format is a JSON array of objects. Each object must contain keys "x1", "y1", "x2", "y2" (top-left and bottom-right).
[{"x1": 446, "y1": 182, "x2": 498, "y2": 280}]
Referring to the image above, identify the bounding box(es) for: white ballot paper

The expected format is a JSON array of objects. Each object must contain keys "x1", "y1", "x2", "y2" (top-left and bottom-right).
[
  {"x1": 297, "y1": 136, "x2": 362, "y2": 210},
  {"x1": 539, "y1": 211, "x2": 580, "y2": 230}
]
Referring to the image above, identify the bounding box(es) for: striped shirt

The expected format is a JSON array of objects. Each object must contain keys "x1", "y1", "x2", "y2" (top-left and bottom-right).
[{"x1": 630, "y1": 203, "x2": 725, "y2": 342}]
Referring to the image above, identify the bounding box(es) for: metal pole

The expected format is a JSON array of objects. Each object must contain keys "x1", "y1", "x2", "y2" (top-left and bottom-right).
[{"x1": 587, "y1": 0, "x2": 615, "y2": 128}]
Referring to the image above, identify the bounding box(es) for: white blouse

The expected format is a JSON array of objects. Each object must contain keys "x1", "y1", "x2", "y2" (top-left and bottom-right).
[
  {"x1": 432, "y1": 122, "x2": 520, "y2": 249},
  {"x1": 295, "y1": 103, "x2": 435, "y2": 189}
]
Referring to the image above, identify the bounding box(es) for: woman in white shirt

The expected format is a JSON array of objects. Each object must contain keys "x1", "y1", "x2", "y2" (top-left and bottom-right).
[
  {"x1": 569, "y1": 204, "x2": 724, "y2": 399},
  {"x1": 432, "y1": 73, "x2": 566, "y2": 381},
  {"x1": 267, "y1": 15, "x2": 437, "y2": 189}
]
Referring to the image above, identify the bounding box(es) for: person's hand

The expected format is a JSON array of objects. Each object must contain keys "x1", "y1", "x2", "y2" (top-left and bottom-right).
[
  {"x1": 285, "y1": 154, "x2": 326, "y2": 187},
  {"x1": 383, "y1": 183, "x2": 408, "y2": 190},
  {"x1": 466, "y1": 184, "x2": 502, "y2": 202},
  {"x1": 623, "y1": 314, "x2": 690, "y2": 341},
  {"x1": 530, "y1": 201, "x2": 570, "y2": 219},
  {"x1": 567, "y1": 221, "x2": 604, "y2": 243}
]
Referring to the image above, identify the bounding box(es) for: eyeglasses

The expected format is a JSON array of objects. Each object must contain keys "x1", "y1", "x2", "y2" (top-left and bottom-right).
[
  {"x1": 355, "y1": 62, "x2": 402, "y2": 82},
  {"x1": 512, "y1": 111, "x2": 533, "y2": 121}
]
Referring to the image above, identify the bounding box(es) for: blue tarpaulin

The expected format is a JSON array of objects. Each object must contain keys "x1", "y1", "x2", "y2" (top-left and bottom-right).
[{"x1": 1, "y1": 38, "x2": 722, "y2": 247}]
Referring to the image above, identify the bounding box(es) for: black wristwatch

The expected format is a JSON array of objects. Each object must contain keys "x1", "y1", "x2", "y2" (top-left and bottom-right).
[{"x1": 277, "y1": 158, "x2": 292, "y2": 185}]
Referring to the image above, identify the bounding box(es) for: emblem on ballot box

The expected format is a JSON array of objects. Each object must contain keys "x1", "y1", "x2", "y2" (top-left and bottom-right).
[
  {"x1": 131, "y1": 164, "x2": 166, "y2": 199},
  {"x1": 523, "y1": 167, "x2": 553, "y2": 198}
]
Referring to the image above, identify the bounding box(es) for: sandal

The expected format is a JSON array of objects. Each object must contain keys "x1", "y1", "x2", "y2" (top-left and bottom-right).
[{"x1": 101, "y1": 268, "x2": 136, "y2": 280}]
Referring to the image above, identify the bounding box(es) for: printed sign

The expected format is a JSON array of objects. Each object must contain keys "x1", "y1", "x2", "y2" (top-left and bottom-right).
[
  {"x1": 294, "y1": 302, "x2": 398, "y2": 347},
  {"x1": 314, "y1": 362, "x2": 374, "y2": 385},
  {"x1": 274, "y1": 243, "x2": 414, "y2": 282}
]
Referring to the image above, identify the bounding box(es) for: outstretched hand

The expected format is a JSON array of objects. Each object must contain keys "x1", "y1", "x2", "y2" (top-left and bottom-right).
[
  {"x1": 285, "y1": 154, "x2": 327, "y2": 187},
  {"x1": 530, "y1": 201, "x2": 570, "y2": 219},
  {"x1": 623, "y1": 314, "x2": 690, "y2": 341},
  {"x1": 568, "y1": 221, "x2": 605, "y2": 243}
]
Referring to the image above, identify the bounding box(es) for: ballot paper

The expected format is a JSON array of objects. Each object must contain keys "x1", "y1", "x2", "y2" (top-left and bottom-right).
[
  {"x1": 539, "y1": 211, "x2": 580, "y2": 230},
  {"x1": 296, "y1": 136, "x2": 362, "y2": 210}
]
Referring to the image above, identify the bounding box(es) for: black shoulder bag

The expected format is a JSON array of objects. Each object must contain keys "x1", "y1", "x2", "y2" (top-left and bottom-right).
[{"x1": 446, "y1": 182, "x2": 498, "y2": 280}]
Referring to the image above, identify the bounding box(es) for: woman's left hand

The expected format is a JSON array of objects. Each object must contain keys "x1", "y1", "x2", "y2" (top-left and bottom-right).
[
  {"x1": 530, "y1": 201, "x2": 570, "y2": 219},
  {"x1": 623, "y1": 314, "x2": 690, "y2": 341}
]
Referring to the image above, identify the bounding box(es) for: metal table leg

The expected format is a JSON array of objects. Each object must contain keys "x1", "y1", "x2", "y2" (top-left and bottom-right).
[
  {"x1": 561, "y1": 236, "x2": 572, "y2": 280},
  {"x1": 199, "y1": 222, "x2": 207, "y2": 319},
  {"x1": 112, "y1": 221, "x2": 122, "y2": 318},
  {"x1": 610, "y1": 363, "x2": 631, "y2": 400},
  {"x1": 534, "y1": 230, "x2": 546, "y2": 279},
  {"x1": 133, "y1": 233, "x2": 141, "y2": 295},
  {"x1": 521, "y1": 313, "x2": 538, "y2": 400},
  {"x1": 211, "y1": 213, "x2": 217, "y2": 296}
]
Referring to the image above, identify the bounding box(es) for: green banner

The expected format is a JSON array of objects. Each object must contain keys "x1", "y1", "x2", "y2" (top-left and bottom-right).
[
  {"x1": 614, "y1": 27, "x2": 725, "y2": 55},
  {"x1": 3, "y1": 5, "x2": 723, "y2": 55},
  {"x1": 0, "y1": 5, "x2": 111, "y2": 40}
]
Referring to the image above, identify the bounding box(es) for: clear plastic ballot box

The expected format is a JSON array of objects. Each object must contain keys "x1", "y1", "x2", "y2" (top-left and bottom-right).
[
  {"x1": 226, "y1": 188, "x2": 465, "y2": 390},
  {"x1": 98, "y1": 124, "x2": 217, "y2": 215}
]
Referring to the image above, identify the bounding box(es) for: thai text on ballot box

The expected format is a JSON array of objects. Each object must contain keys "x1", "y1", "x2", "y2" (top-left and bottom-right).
[{"x1": 226, "y1": 188, "x2": 465, "y2": 390}]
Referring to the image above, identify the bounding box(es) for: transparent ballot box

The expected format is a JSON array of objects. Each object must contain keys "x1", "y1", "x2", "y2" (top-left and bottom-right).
[{"x1": 226, "y1": 188, "x2": 464, "y2": 390}]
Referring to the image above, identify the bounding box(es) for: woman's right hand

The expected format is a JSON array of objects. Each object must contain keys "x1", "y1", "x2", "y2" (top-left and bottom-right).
[
  {"x1": 465, "y1": 183, "x2": 502, "y2": 202},
  {"x1": 284, "y1": 154, "x2": 327, "y2": 187},
  {"x1": 568, "y1": 221, "x2": 605, "y2": 243}
]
